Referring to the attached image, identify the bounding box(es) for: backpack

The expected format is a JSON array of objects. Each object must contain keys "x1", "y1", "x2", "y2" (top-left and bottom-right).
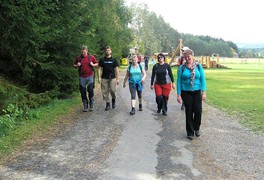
[
  {"x1": 78, "y1": 54, "x2": 95, "y2": 88},
  {"x1": 78, "y1": 54, "x2": 94, "y2": 74},
  {"x1": 128, "y1": 64, "x2": 143, "y2": 74}
]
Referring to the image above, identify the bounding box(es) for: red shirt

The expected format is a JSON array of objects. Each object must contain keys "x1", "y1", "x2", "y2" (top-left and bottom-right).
[
  {"x1": 137, "y1": 54, "x2": 142, "y2": 63},
  {"x1": 75, "y1": 55, "x2": 98, "y2": 77}
]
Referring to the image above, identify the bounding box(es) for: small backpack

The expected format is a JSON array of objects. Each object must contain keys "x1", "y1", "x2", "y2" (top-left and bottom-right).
[{"x1": 128, "y1": 64, "x2": 143, "y2": 74}]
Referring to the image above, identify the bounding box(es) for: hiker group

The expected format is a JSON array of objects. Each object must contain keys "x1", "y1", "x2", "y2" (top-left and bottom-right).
[{"x1": 74, "y1": 45, "x2": 206, "y2": 140}]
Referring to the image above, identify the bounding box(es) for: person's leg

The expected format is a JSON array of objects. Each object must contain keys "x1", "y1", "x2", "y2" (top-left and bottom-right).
[
  {"x1": 79, "y1": 77, "x2": 88, "y2": 112},
  {"x1": 181, "y1": 91, "x2": 195, "y2": 139},
  {"x1": 154, "y1": 84, "x2": 163, "y2": 113},
  {"x1": 161, "y1": 83, "x2": 172, "y2": 116},
  {"x1": 87, "y1": 80, "x2": 94, "y2": 111},
  {"x1": 136, "y1": 84, "x2": 143, "y2": 111},
  {"x1": 193, "y1": 90, "x2": 202, "y2": 136},
  {"x1": 129, "y1": 83, "x2": 137, "y2": 115},
  {"x1": 109, "y1": 78, "x2": 117, "y2": 109},
  {"x1": 101, "y1": 78, "x2": 110, "y2": 110}
]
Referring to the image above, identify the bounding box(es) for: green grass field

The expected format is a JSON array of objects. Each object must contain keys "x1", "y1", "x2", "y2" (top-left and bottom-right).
[{"x1": 173, "y1": 58, "x2": 264, "y2": 132}]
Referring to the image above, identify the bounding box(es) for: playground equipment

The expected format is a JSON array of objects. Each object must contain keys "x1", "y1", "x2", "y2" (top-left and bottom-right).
[{"x1": 169, "y1": 39, "x2": 226, "y2": 68}]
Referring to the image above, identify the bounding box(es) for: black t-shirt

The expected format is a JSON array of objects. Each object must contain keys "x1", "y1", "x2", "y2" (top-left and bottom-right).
[
  {"x1": 151, "y1": 63, "x2": 174, "y2": 85},
  {"x1": 99, "y1": 56, "x2": 119, "y2": 79}
]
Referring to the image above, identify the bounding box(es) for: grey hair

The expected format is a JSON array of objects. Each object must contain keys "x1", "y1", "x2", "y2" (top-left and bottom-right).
[{"x1": 183, "y1": 49, "x2": 194, "y2": 56}]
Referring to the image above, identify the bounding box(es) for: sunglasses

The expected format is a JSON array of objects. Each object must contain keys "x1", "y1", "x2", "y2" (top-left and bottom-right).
[{"x1": 158, "y1": 56, "x2": 164, "y2": 59}]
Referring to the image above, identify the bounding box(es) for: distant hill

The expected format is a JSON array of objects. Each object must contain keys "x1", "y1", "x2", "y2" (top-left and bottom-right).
[{"x1": 237, "y1": 43, "x2": 264, "y2": 49}]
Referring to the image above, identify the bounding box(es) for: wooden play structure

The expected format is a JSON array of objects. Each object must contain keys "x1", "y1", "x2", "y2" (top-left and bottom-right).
[{"x1": 169, "y1": 39, "x2": 226, "y2": 68}]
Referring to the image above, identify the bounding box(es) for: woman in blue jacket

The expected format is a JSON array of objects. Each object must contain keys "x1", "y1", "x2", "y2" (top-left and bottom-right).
[{"x1": 177, "y1": 49, "x2": 206, "y2": 140}]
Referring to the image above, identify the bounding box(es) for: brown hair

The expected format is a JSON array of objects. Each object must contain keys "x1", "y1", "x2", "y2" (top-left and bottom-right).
[{"x1": 105, "y1": 46, "x2": 111, "y2": 50}]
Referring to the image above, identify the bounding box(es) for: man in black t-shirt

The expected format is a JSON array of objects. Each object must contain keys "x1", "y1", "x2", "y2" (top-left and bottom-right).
[{"x1": 98, "y1": 46, "x2": 119, "y2": 111}]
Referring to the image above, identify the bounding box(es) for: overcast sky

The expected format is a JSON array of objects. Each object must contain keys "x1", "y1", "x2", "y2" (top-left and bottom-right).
[{"x1": 125, "y1": 0, "x2": 263, "y2": 45}]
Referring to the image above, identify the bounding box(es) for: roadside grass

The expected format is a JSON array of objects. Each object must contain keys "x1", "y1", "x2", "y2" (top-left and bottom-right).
[
  {"x1": 173, "y1": 62, "x2": 264, "y2": 132},
  {"x1": 0, "y1": 94, "x2": 80, "y2": 160}
]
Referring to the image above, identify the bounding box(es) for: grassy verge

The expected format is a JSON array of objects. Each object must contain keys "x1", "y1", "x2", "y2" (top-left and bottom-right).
[
  {"x1": 173, "y1": 63, "x2": 264, "y2": 132},
  {"x1": 0, "y1": 94, "x2": 80, "y2": 160}
]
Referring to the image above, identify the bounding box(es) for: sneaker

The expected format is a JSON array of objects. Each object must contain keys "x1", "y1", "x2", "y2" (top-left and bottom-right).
[
  {"x1": 195, "y1": 131, "x2": 200, "y2": 137},
  {"x1": 162, "y1": 110, "x2": 167, "y2": 116},
  {"x1": 83, "y1": 108, "x2": 88, "y2": 112},
  {"x1": 130, "y1": 107, "x2": 135, "y2": 115},
  {"x1": 157, "y1": 109, "x2": 161, "y2": 113}
]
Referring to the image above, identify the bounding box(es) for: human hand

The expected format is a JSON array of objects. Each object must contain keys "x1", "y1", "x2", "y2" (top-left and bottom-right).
[
  {"x1": 77, "y1": 62, "x2": 81, "y2": 66},
  {"x1": 202, "y1": 93, "x2": 206, "y2": 101},
  {"x1": 177, "y1": 95, "x2": 182, "y2": 104},
  {"x1": 150, "y1": 85, "x2": 154, "y2": 90},
  {"x1": 172, "y1": 83, "x2": 176, "y2": 89}
]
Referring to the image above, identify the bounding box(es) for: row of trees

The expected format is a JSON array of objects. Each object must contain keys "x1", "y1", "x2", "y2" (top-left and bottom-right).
[
  {"x1": 238, "y1": 48, "x2": 264, "y2": 58},
  {"x1": 128, "y1": 4, "x2": 238, "y2": 57},
  {"x1": 0, "y1": 1, "x2": 238, "y2": 102}
]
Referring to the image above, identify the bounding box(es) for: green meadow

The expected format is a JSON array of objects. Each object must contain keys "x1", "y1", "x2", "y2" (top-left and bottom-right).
[{"x1": 173, "y1": 58, "x2": 264, "y2": 132}]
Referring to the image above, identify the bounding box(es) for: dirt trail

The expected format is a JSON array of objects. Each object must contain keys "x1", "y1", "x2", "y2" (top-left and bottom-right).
[{"x1": 0, "y1": 70, "x2": 263, "y2": 179}]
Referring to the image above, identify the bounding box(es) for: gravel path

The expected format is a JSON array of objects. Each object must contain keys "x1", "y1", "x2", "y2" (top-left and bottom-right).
[{"x1": 0, "y1": 70, "x2": 263, "y2": 179}]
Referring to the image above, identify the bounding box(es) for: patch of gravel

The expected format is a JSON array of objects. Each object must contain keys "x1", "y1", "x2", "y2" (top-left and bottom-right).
[{"x1": 191, "y1": 103, "x2": 264, "y2": 179}]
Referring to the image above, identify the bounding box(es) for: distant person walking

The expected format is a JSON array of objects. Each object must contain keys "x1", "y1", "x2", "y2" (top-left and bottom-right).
[
  {"x1": 144, "y1": 53, "x2": 149, "y2": 71},
  {"x1": 177, "y1": 49, "x2": 206, "y2": 140},
  {"x1": 134, "y1": 47, "x2": 142, "y2": 65},
  {"x1": 98, "y1": 46, "x2": 119, "y2": 111},
  {"x1": 123, "y1": 54, "x2": 146, "y2": 115},
  {"x1": 151, "y1": 53, "x2": 175, "y2": 116},
  {"x1": 73, "y1": 45, "x2": 98, "y2": 112}
]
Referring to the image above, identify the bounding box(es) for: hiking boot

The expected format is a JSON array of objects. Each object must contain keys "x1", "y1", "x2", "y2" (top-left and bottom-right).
[
  {"x1": 89, "y1": 105, "x2": 94, "y2": 111},
  {"x1": 83, "y1": 108, "x2": 88, "y2": 112},
  {"x1": 112, "y1": 99, "x2": 116, "y2": 109},
  {"x1": 130, "y1": 107, "x2": 135, "y2": 115},
  {"x1": 83, "y1": 102, "x2": 88, "y2": 112},
  {"x1": 195, "y1": 130, "x2": 200, "y2": 137},
  {"x1": 105, "y1": 102, "x2": 110, "y2": 111},
  {"x1": 139, "y1": 104, "x2": 143, "y2": 111}
]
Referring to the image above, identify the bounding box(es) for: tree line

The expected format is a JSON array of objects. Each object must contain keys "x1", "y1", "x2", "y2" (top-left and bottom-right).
[{"x1": 0, "y1": 0, "x2": 238, "y2": 105}]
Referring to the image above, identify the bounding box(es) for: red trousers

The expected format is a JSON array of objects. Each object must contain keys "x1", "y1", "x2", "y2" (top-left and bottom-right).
[{"x1": 154, "y1": 83, "x2": 171, "y2": 97}]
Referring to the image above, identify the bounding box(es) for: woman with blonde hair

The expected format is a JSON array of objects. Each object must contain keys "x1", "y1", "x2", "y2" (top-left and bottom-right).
[{"x1": 123, "y1": 54, "x2": 146, "y2": 115}]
